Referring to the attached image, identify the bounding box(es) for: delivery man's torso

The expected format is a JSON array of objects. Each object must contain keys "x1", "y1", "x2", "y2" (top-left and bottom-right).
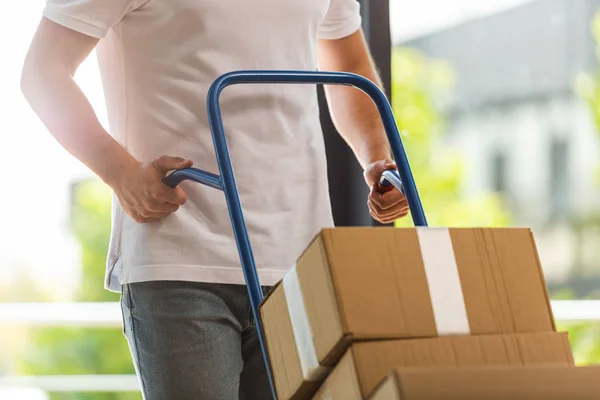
[{"x1": 43, "y1": 0, "x2": 362, "y2": 290}]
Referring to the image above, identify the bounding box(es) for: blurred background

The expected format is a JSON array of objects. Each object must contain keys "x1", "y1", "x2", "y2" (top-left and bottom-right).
[{"x1": 1, "y1": 0, "x2": 599, "y2": 398}]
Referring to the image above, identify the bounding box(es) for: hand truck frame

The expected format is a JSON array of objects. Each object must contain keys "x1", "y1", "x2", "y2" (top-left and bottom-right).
[{"x1": 165, "y1": 70, "x2": 428, "y2": 399}]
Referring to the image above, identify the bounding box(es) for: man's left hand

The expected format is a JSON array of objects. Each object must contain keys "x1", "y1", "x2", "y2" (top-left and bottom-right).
[{"x1": 364, "y1": 160, "x2": 410, "y2": 224}]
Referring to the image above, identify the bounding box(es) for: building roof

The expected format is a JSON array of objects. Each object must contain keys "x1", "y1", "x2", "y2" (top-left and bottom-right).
[{"x1": 401, "y1": 0, "x2": 600, "y2": 110}]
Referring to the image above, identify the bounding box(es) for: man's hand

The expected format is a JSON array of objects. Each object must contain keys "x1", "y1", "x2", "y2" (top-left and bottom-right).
[
  {"x1": 364, "y1": 160, "x2": 409, "y2": 224},
  {"x1": 111, "y1": 156, "x2": 194, "y2": 223}
]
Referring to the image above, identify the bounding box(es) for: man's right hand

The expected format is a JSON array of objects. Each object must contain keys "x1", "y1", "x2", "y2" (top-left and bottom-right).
[{"x1": 111, "y1": 155, "x2": 194, "y2": 223}]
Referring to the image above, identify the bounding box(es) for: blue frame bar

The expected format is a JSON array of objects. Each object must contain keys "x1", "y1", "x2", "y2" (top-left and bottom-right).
[
  {"x1": 166, "y1": 168, "x2": 222, "y2": 190},
  {"x1": 165, "y1": 70, "x2": 428, "y2": 399}
]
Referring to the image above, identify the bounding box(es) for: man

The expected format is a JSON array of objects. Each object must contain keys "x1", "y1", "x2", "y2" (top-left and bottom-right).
[{"x1": 21, "y1": 0, "x2": 409, "y2": 398}]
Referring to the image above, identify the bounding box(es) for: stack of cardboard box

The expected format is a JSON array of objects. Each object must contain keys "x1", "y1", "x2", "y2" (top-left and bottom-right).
[{"x1": 259, "y1": 227, "x2": 594, "y2": 400}]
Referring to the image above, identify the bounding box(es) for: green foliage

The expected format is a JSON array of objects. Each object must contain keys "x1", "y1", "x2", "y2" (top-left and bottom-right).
[
  {"x1": 575, "y1": 11, "x2": 600, "y2": 121},
  {"x1": 552, "y1": 286, "x2": 600, "y2": 365},
  {"x1": 70, "y1": 181, "x2": 120, "y2": 302},
  {"x1": 17, "y1": 180, "x2": 139, "y2": 400},
  {"x1": 18, "y1": 327, "x2": 133, "y2": 375},
  {"x1": 575, "y1": 11, "x2": 600, "y2": 179},
  {"x1": 568, "y1": 9, "x2": 600, "y2": 365},
  {"x1": 390, "y1": 48, "x2": 511, "y2": 228},
  {"x1": 555, "y1": 285, "x2": 600, "y2": 365},
  {"x1": 559, "y1": 322, "x2": 600, "y2": 365}
]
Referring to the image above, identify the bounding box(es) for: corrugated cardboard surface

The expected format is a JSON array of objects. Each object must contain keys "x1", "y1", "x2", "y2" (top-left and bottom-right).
[
  {"x1": 313, "y1": 332, "x2": 573, "y2": 400},
  {"x1": 260, "y1": 281, "x2": 308, "y2": 400},
  {"x1": 260, "y1": 234, "x2": 345, "y2": 400},
  {"x1": 260, "y1": 227, "x2": 556, "y2": 400},
  {"x1": 311, "y1": 350, "x2": 362, "y2": 400},
  {"x1": 449, "y1": 229, "x2": 555, "y2": 334},
  {"x1": 369, "y1": 365, "x2": 600, "y2": 400},
  {"x1": 327, "y1": 228, "x2": 555, "y2": 339}
]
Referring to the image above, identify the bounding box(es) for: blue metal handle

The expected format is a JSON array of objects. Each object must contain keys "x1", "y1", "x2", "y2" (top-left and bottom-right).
[
  {"x1": 380, "y1": 169, "x2": 406, "y2": 196},
  {"x1": 165, "y1": 169, "x2": 222, "y2": 190},
  {"x1": 164, "y1": 70, "x2": 427, "y2": 399}
]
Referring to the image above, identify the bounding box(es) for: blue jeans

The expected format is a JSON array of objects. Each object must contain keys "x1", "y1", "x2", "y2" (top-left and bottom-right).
[{"x1": 120, "y1": 281, "x2": 272, "y2": 400}]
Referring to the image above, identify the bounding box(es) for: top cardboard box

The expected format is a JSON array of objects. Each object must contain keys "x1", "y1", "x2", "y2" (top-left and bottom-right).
[
  {"x1": 368, "y1": 365, "x2": 600, "y2": 400},
  {"x1": 260, "y1": 227, "x2": 556, "y2": 400}
]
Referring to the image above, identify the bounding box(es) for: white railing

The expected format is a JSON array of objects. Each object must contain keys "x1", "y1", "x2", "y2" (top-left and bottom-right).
[
  {"x1": 1, "y1": 300, "x2": 599, "y2": 327},
  {"x1": 0, "y1": 302, "x2": 123, "y2": 327},
  {"x1": 0, "y1": 375, "x2": 140, "y2": 392},
  {"x1": 0, "y1": 300, "x2": 599, "y2": 393},
  {"x1": 549, "y1": 300, "x2": 600, "y2": 322}
]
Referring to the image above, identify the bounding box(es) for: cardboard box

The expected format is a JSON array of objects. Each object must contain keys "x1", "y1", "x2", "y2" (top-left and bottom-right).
[
  {"x1": 312, "y1": 332, "x2": 573, "y2": 400},
  {"x1": 260, "y1": 227, "x2": 556, "y2": 400},
  {"x1": 368, "y1": 365, "x2": 600, "y2": 400}
]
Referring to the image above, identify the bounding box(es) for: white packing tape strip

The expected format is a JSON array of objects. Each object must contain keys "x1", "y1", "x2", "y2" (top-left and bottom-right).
[
  {"x1": 416, "y1": 227, "x2": 470, "y2": 335},
  {"x1": 283, "y1": 264, "x2": 332, "y2": 381}
]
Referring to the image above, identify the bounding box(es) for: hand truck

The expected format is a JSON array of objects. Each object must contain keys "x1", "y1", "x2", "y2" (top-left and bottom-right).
[{"x1": 165, "y1": 70, "x2": 428, "y2": 399}]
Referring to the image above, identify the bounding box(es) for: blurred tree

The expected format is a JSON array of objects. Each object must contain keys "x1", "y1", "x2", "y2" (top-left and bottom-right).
[
  {"x1": 391, "y1": 47, "x2": 511, "y2": 228},
  {"x1": 69, "y1": 180, "x2": 120, "y2": 303},
  {"x1": 557, "y1": 321, "x2": 600, "y2": 365},
  {"x1": 17, "y1": 180, "x2": 139, "y2": 400},
  {"x1": 575, "y1": 11, "x2": 600, "y2": 143},
  {"x1": 563, "y1": 9, "x2": 600, "y2": 365},
  {"x1": 575, "y1": 11, "x2": 600, "y2": 188}
]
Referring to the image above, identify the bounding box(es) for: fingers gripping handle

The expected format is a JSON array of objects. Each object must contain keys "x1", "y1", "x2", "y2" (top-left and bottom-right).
[
  {"x1": 165, "y1": 168, "x2": 222, "y2": 190},
  {"x1": 380, "y1": 170, "x2": 406, "y2": 196}
]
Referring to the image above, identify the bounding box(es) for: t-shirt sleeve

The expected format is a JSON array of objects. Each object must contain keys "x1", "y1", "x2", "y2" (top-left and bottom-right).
[
  {"x1": 42, "y1": 0, "x2": 142, "y2": 38},
  {"x1": 317, "y1": 0, "x2": 362, "y2": 40}
]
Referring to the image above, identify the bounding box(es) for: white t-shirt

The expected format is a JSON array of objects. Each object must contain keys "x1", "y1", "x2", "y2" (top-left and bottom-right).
[{"x1": 43, "y1": 0, "x2": 362, "y2": 291}]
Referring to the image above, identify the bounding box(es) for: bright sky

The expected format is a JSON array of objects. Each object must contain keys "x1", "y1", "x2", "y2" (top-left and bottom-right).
[
  {"x1": 1, "y1": 0, "x2": 537, "y2": 299},
  {"x1": 391, "y1": 0, "x2": 535, "y2": 42}
]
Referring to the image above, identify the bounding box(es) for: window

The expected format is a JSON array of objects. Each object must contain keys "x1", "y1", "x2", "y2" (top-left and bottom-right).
[
  {"x1": 549, "y1": 137, "x2": 570, "y2": 219},
  {"x1": 491, "y1": 151, "x2": 508, "y2": 193}
]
